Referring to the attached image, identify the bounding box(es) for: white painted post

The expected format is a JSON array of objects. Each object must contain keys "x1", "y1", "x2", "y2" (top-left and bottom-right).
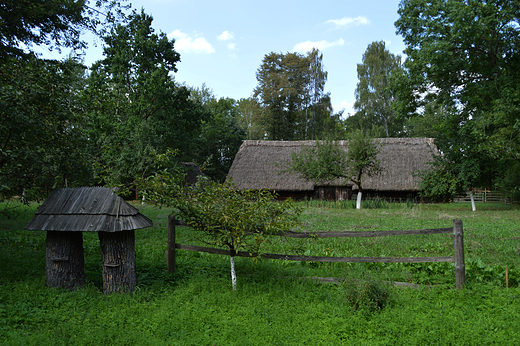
[
  {"x1": 356, "y1": 191, "x2": 362, "y2": 210},
  {"x1": 469, "y1": 190, "x2": 476, "y2": 212}
]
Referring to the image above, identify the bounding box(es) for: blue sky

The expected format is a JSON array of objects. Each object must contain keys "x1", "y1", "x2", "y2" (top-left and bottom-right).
[{"x1": 40, "y1": 0, "x2": 406, "y2": 116}]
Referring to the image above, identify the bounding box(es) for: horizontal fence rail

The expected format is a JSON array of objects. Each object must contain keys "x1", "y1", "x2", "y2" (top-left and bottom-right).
[
  {"x1": 278, "y1": 228, "x2": 454, "y2": 238},
  {"x1": 175, "y1": 243, "x2": 454, "y2": 263},
  {"x1": 166, "y1": 216, "x2": 465, "y2": 289}
]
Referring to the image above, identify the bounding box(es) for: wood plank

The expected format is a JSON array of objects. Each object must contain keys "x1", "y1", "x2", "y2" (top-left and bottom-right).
[
  {"x1": 175, "y1": 243, "x2": 454, "y2": 263},
  {"x1": 277, "y1": 227, "x2": 453, "y2": 238}
]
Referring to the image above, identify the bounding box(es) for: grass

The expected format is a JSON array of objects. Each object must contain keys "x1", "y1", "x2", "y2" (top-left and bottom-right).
[{"x1": 1, "y1": 201, "x2": 520, "y2": 345}]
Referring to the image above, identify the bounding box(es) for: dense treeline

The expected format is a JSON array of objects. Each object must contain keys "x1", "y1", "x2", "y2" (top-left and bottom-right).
[{"x1": 1, "y1": 0, "x2": 519, "y2": 203}]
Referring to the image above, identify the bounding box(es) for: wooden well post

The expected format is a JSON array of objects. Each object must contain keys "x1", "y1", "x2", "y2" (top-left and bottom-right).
[
  {"x1": 98, "y1": 230, "x2": 137, "y2": 294},
  {"x1": 45, "y1": 231, "x2": 85, "y2": 290}
]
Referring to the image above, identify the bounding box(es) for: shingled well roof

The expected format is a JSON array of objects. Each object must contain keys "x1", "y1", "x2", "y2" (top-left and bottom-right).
[{"x1": 25, "y1": 187, "x2": 153, "y2": 232}]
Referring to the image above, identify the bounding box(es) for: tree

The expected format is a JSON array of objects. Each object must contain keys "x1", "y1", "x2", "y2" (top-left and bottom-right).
[
  {"x1": 198, "y1": 97, "x2": 246, "y2": 182},
  {"x1": 236, "y1": 97, "x2": 265, "y2": 140},
  {"x1": 253, "y1": 50, "x2": 335, "y2": 140},
  {"x1": 184, "y1": 85, "x2": 246, "y2": 181},
  {"x1": 0, "y1": 0, "x2": 129, "y2": 202},
  {"x1": 0, "y1": 56, "x2": 92, "y2": 201},
  {"x1": 353, "y1": 41, "x2": 403, "y2": 137},
  {"x1": 0, "y1": 0, "x2": 129, "y2": 60},
  {"x1": 254, "y1": 52, "x2": 309, "y2": 140},
  {"x1": 394, "y1": 0, "x2": 520, "y2": 198},
  {"x1": 84, "y1": 10, "x2": 208, "y2": 195},
  {"x1": 142, "y1": 162, "x2": 302, "y2": 291},
  {"x1": 288, "y1": 131, "x2": 381, "y2": 209},
  {"x1": 305, "y1": 48, "x2": 334, "y2": 139}
]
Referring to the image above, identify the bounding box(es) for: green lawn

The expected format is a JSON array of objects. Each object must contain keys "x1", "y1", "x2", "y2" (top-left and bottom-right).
[{"x1": 1, "y1": 201, "x2": 519, "y2": 345}]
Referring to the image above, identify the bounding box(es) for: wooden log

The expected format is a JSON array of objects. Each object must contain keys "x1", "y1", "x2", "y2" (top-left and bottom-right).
[
  {"x1": 175, "y1": 243, "x2": 454, "y2": 263},
  {"x1": 278, "y1": 227, "x2": 453, "y2": 238},
  {"x1": 98, "y1": 230, "x2": 136, "y2": 294},
  {"x1": 167, "y1": 214, "x2": 176, "y2": 273},
  {"x1": 453, "y1": 219, "x2": 465, "y2": 290},
  {"x1": 45, "y1": 231, "x2": 85, "y2": 290}
]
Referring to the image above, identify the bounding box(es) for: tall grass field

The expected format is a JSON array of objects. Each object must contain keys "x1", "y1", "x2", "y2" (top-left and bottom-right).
[{"x1": 1, "y1": 200, "x2": 520, "y2": 345}]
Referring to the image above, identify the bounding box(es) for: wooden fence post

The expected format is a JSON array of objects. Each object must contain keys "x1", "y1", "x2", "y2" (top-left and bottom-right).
[
  {"x1": 167, "y1": 214, "x2": 176, "y2": 273},
  {"x1": 453, "y1": 219, "x2": 465, "y2": 289}
]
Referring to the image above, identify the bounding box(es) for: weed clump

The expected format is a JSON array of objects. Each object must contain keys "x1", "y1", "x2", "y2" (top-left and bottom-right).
[{"x1": 342, "y1": 273, "x2": 393, "y2": 314}]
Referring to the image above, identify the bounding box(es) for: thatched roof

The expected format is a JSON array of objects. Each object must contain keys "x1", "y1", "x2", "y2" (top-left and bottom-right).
[
  {"x1": 25, "y1": 187, "x2": 153, "y2": 232},
  {"x1": 227, "y1": 138, "x2": 439, "y2": 192}
]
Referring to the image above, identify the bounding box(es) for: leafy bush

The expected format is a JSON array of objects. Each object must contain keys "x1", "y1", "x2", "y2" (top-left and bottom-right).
[{"x1": 342, "y1": 272, "x2": 393, "y2": 314}]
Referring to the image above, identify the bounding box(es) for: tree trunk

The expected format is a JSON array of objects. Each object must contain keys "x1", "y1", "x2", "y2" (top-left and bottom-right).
[
  {"x1": 98, "y1": 230, "x2": 137, "y2": 294},
  {"x1": 45, "y1": 231, "x2": 85, "y2": 290},
  {"x1": 356, "y1": 191, "x2": 362, "y2": 210},
  {"x1": 469, "y1": 190, "x2": 476, "y2": 212},
  {"x1": 230, "y1": 256, "x2": 237, "y2": 291}
]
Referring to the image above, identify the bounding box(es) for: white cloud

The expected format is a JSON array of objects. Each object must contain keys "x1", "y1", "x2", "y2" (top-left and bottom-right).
[
  {"x1": 293, "y1": 38, "x2": 345, "y2": 53},
  {"x1": 227, "y1": 43, "x2": 236, "y2": 50},
  {"x1": 217, "y1": 30, "x2": 234, "y2": 41},
  {"x1": 168, "y1": 29, "x2": 215, "y2": 54},
  {"x1": 335, "y1": 100, "x2": 355, "y2": 116},
  {"x1": 326, "y1": 16, "x2": 370, "y2": 28}
]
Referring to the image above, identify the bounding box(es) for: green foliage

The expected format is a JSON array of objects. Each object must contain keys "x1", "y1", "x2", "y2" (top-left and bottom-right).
[
  {"x1": 342, "y1": 272, "x2": 393, "y2": 314},
  {"x1": 345, "y1": 130, "x2": 381, "y2": 191},
  {"x1": 289, "y1": 139, "x2": 350, "y2": 185},
  {"x1": 418, "y1": 156, "x2": 464, "y2": 202},
  {"x1": 181, "y1": 181, "x2": 302, "y2": 254},
  {"x1": 395, "y1": 0, "x2": 520, "y2": 197},
  {"x1": 143, "y1": 162, "x2": 301, "y2": 289},
  {"x1": 287, "y1": 132, "x2": 381, "y2": 194},
  {"x1": 0, "y1": 57, "x2": 93, "y2": 201},
  {"x1": 84, "y1": 10, "x2": 208, "y2": 194},
  {"x1": 145, "y1": 172, "x2": 302, "y2": 255},
  {"x1": 495, "y1": 161, "x2": 520, "y2": 202},
  {"x1": 253, "y1": 50, "x2": 339, "y2": 140},
  {"x1": 192, "y1": 94, "x2": 246, "y2": 182},
  {"x1": 353, "y1": 41, "x2": 404, "y2": 137},
  {"x1": 302, "y1": 197, "x2": 406, "y2": 210},
  {"x1": 3, "y1": 202, "x2": 520, "y2": 344},
  {"x1": 0, "y1": 0, "x2": 129, "y2": 60},
  {"x1": 235, "y1": 97, "x2": 265, "y2": 140},
  {"x1": 362, "y1": 197, "x2": 390, "y2": 209}
]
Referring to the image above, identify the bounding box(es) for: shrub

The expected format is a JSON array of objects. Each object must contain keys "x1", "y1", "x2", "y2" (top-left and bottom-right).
[{"x1": 342, "y1": 272, "x2": 393, "y2": 314}]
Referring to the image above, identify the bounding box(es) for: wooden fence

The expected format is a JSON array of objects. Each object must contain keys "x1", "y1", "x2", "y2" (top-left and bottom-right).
[
  {"x1": 166, "y1": 217, "x2": 466, "y2": 289},
  {"x1": 454, "y1": 189, "x2": 510, "y2": 203}
]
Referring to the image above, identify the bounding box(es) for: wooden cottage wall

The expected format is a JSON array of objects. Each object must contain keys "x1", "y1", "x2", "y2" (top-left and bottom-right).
[{"x1": 315, "y1": 186, "x2": 352, "y2": 201}]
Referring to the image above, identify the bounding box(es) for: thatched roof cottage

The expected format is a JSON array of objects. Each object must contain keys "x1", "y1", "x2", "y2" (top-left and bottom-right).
[{"x1": 227, "y1": 138, "x2": 439, "y2": 201}]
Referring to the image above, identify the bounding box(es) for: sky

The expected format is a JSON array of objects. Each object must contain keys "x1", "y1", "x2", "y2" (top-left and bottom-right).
[{"x1": 39, "y1": 0, "x2": 407, "y2": 116}]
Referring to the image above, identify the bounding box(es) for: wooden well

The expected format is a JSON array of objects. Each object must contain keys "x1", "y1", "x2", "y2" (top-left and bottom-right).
[{"x1": 26, "y1": 187, "x2": 152, "y2": 293}]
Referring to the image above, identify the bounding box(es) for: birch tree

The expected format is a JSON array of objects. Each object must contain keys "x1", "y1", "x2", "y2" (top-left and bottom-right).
[{"x1": 354, "y1": 41, "x2": 403, "y2": 137}]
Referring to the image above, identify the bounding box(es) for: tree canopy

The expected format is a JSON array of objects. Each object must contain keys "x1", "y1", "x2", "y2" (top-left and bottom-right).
[
  {"x1": 394, "y1": 0, "x2": 520, "y2": 200},
  {"x1": 84, "y1": 10, "x2": 210, "y2": 195},
  {"x1": 353, "y1": 41, "x2": 403, "y2": 137},
  {"x1": 287, "y1": 131, "x2": 381, "y2": 204},
  {"x1": 0, "y1": 0, "x2": 129, "y2": 60},
  {"x1": 0, "y1": 57, "x2": 92, "y2": 200},
  {"x1": 253, "y1": 49, "x2": 339, "y2": 140}
]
